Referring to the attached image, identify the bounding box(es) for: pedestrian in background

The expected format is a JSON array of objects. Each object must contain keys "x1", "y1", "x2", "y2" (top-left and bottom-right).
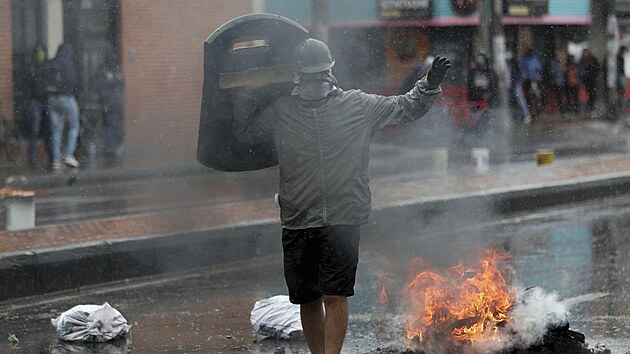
[
  {"x1": 96, "y1": 51, "x2": 125, "y2": 164},
  {"x1": 47, "y1": 43, "x2": 80, "y2": 170},
  {"x1": 399, "y1": 55, "x2": 433, "y2": 94},
  {"x1": 467, "y1": 53, "x2": 498, "y2": 106},
  {"x1": 467, "y1": 52, "x2": 498, "y2": 134},
  {"x1": 564, "y1": 55, "x2": 580, "y2": 115},
  {"x1": 26, "y1": 44, "x2": 52, "y2": 168},
  {"x1": 579, "y1": 48, "x2": 600, "y2": 114},
  {"x1": 543, "y1": 52, "x2": 566, "y2": 115},
  {"x1": 519, "y1": 47, "x2": 543, "y2": 119},
  {"x1": 617, "y1": 46, "x2": 627, "y2": 113},
  {"x1": 505, "y1": 45, "x2": 531, "y2": 123},
  {"x1": 232, "y1": 38, "x2": 450, "y2": 354}
]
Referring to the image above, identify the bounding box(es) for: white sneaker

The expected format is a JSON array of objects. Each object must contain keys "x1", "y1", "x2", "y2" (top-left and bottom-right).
[
  {"x1": 52, "y1": 161, "x2": 63, "y2": 171},
  {"x1": 63, "y1": 155, "x2": 80, "y2": 168}
]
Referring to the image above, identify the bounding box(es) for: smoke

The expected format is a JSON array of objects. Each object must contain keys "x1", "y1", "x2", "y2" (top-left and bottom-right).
[{"x1": 474, "y1": 286, "x2": 569, "y2": 354}]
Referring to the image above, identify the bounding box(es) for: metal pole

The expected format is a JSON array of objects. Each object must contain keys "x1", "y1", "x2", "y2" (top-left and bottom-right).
[
  {"x1": 489, "y1": 0, "x2": 512, "y2": 163},
  {"x1": 312, "y1": 0, "x2": 329, "y2": 43},
  {"x1": 491, "y1": 0, "x2": 508, "y2": 109},
  {"x1": 477, "y1": 0, "x2": 492, "y2": 56},
  {"x1": 589, "y1": 0, "x2": 613, "y2": 118},
  {"x1": 607, "y1": 2, "x2": 620, "y2": 119}
]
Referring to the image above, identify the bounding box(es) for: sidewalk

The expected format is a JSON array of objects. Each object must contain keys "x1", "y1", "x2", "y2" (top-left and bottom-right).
[
  {"x1": 2, "y1": 116, "x2": 630, "y2": 301},
  {"x1": 0, "y1": 146, "x2": 209, "y2": 189}
]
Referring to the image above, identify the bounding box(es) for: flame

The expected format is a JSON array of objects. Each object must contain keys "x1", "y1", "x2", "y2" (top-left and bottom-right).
[
  {"x1": 379, "y1": 284, "x2": 390, "y2": 304},
  {"x1": 374, "y1": 273, "x2": 391, "y2": 304},
  {"x1": 405, "y1": 247, "x2": 517, "y2": 343}
]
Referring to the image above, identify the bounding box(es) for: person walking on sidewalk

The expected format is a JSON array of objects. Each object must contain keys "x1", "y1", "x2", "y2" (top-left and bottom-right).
[
  {"x1": 505, "y1": 45, "x2": 531, "y2": 123},
  {"x1": 617, "y1": 46, "x2": 628, "y2": 113},
  {"x1": 579, "y1": 48, "x2": 600, "y2": 114},
  {"x1": 26, "y1": 44, "x2": 53, "y2": 168},
  {"x1": 95, "y1": 51, "x2": 125, "y2": 164},
  {"x1": 543, "y1": 52, "x2": 566, "y2": 115},
  {"x1": 564, "y1": 54, "x2": 580, "y2": 115},
  {"x1": 467, "y1": 52, "x2": 498, "y2": 135},
  {"x1": 519, "y1": 47, "x2": 543, "y2": 119},
  {"x1": 46, "y1": 43, "x2": 80, "y2": 170},
  {"x1": 232, "y1": 38, "x2": 450, "y2": 354}
]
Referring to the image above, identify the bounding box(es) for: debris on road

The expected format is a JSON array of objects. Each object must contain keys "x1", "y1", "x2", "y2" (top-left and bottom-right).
[
  {"x1": 51, "y1": 302, "x2": 131, "y2": 342},
  {"x1": 7, "y1": 333, "x2": 19, "y2": 344},
  {"x1": 251, "y1": 295, "x2": 303, "y2": 340}
]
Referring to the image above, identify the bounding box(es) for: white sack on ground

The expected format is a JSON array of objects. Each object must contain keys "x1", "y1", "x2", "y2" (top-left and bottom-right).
[
  {"x1": 51, "y1": 302, "x2": 131, "y2": 342},
  {"x1": 250, "y1": 295, "x2": 303, "y2": 339}
]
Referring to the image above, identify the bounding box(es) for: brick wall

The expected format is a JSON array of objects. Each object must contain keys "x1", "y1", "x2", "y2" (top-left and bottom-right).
[
  {"x1": 0, "y1": 0, "x2": 14, "y2": 120},
  {"x1": 119, "y1": 0, "x2": 251, "y2": 160}
]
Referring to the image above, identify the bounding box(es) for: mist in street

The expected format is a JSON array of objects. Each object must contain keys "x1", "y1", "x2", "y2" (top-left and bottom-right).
[{"x1": 1, "y1": 195, "x2": 630, "y2": 353}]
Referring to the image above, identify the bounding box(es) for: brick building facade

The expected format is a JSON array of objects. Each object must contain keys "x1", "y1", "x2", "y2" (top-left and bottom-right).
[
  {"x1": 0, "y1": 1, "x2": 13, "y2": 121},
  {"x1": 119, "y1": 1, "x2": 251, "y2": 158}
]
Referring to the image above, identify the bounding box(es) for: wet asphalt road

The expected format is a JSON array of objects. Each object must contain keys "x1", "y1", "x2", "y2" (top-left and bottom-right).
[{"x1": 2, "y1": 195, "x2": 630, "y2": 353}]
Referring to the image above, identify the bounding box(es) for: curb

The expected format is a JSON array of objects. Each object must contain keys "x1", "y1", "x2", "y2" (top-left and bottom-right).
[
  {"x1": 0, "y1": 222, "x2": 280, "y2": 302},
  {"x1": 4, "y1": 163, "x2": 210, "y2": 190}
]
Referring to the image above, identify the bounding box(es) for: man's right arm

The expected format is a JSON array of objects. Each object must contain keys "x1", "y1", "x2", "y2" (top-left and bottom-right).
[{"x1": 231, "y1": 88, "x2": 274, "y2": 145}]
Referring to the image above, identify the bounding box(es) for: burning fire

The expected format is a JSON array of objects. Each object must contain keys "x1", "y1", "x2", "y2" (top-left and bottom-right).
[
  {"x1": 405, "y1": 247, "x2": 517, "y2": 343},
  {"x1": 379, "y1": 283, "x2": 390, "y2": 304},
  {"x1": 374, "y1": 273, "x2": 391, "y2": 305}
]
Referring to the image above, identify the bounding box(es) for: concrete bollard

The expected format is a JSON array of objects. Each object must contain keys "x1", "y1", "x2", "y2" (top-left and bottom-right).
[
  {"x1": 471, "y1": 148, "x2": 490, "y2": 173},
  {"x1": 536, "y1": 150, "x2": 555, "y2": 166},
  {"x1": 2, "y1": 189, "x2": 36, "y2": 231},
  {"x1": 430, "y1": 148, "x2": 449, "y2": 174}
]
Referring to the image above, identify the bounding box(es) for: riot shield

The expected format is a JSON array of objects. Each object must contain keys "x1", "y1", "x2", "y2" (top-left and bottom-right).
[{"x1": 197, "y1": 14, "x2": 309, "y2": 171}]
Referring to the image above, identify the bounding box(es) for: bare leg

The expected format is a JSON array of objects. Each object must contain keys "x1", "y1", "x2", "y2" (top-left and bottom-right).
[
  {"x1": 323, "y1": 295, "x2": 348, "y2": 354},
  {"x1": 301, "y1": 297, "x2": 325, "y2": 354}
]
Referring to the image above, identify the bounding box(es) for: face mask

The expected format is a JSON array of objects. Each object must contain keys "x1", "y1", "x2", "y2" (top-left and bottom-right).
[{"x1": 291, "y1": 71, "x2": 338, "y2": 101}]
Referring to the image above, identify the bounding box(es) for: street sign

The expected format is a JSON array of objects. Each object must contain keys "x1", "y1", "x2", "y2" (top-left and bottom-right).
[
  {"x1": 503, "y1": 0, "x2": 548, "y2": 17},
  {"x1": 197, "y1": 14, "x2": 309, "y2": 171},
  {"x1": 379, "y1": 0, "x2": 432, "y2": 19}
]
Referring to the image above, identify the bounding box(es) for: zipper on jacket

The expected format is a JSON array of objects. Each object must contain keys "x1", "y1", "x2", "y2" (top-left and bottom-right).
[{"x1": 312, "y1": 108, "x2": 328, "y2": 223}]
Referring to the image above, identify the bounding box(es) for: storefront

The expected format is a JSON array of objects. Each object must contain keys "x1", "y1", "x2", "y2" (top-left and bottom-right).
[{"x1": 265, "y1": 0, "x2": 591, "y2": 95}]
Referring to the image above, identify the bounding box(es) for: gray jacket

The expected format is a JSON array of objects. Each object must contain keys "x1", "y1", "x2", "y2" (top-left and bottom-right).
[{"x1": 233, "y1": 78, "x2": 441, "y2": 229}]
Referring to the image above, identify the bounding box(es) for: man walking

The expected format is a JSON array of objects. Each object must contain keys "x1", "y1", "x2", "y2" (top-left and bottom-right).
[
  {"x1": 47, "y1": 43, "x2": 80, "y2": 170},
  {"x1": 233, "y1": 38, "x2": 450, "y2": 354},
  {"x1": 617, "y1": 46, "x2": 627, "y2": 112}
]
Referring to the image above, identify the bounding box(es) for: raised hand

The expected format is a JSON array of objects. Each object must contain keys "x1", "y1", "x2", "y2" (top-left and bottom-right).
[{"x1": 426, "y1": 55, "x2": 452, "y2": 88}]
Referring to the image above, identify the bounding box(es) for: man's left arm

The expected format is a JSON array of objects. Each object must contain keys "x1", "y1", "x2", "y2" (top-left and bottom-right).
[{"x1": 368, "y1": 56, "x2": 451, "y2": 131}]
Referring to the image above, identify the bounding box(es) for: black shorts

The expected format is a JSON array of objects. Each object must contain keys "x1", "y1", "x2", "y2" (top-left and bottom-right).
[{"x1": 282, "y1": 225, "x2": 360, "y2": 305}]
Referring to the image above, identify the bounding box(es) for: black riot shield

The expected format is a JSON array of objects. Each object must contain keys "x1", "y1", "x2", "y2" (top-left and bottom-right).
[{"x1": 197, "y1": 14, "x2": 309, "y2": 171}]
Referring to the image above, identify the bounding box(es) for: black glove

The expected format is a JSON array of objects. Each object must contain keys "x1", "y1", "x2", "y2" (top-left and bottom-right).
[{"x1": 426, "y1": 55, "x2": 452, "y2": 88}]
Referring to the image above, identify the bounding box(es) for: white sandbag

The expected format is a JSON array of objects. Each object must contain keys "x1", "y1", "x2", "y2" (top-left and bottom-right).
[
  {"x1": 51, "y1": 302, "x2": 131, "y2": 342},
  {"x1": 250, "y1": 295, "x2": 303, "y2": 339}
]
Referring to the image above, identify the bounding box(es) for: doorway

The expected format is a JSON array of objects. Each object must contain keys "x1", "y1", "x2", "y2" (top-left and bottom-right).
[{"x1": 10, "y1": 0, "x2": 122, "y2": 159}]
